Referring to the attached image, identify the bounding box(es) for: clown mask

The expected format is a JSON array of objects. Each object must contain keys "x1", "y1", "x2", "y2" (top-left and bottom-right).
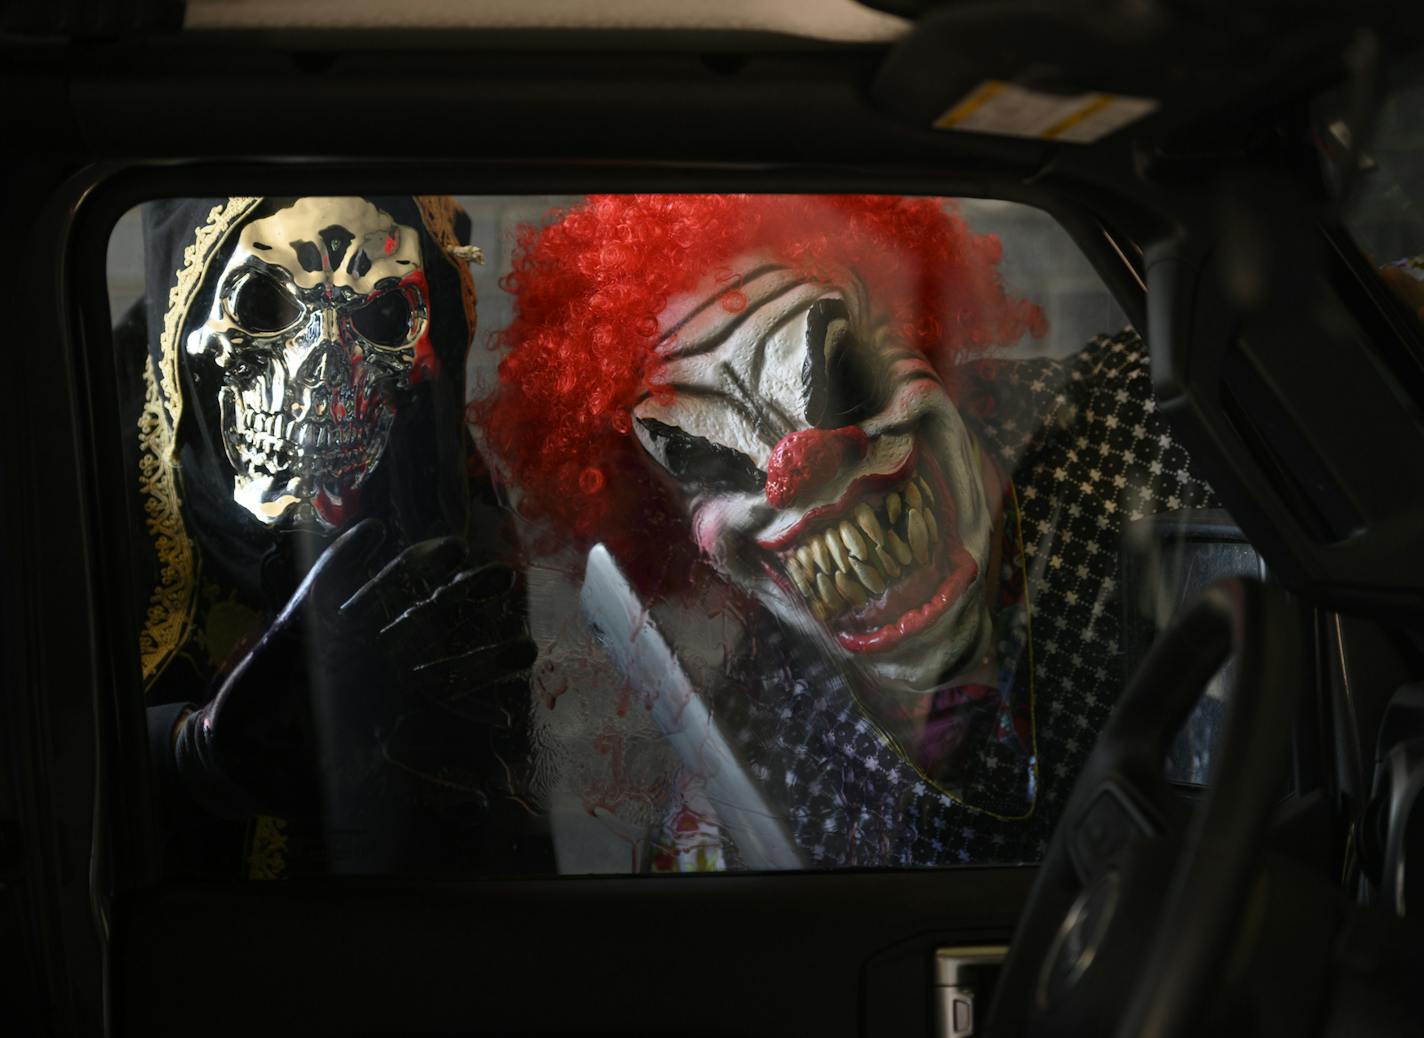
[{"x1": 632, "y1": 254, "x2": 998, "y2": 694}]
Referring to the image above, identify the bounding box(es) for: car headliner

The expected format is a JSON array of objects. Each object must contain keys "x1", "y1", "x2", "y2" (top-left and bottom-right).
[{"x1": 181, "y1": 0, "x2": 914, "y2": 43}]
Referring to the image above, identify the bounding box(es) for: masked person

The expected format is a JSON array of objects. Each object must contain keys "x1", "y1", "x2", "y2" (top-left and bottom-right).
[
  {"x1": 474, "y1": 194, "x2": 1216, "y2": 869},
  {"x1": 123, "y1": 196, "x2": 548, "y2": 876}
]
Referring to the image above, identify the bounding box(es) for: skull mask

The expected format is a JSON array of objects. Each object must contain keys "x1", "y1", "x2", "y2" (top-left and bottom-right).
[
  {"x1": 187, "y1": 197, "x2": 430, "y2": 528},
  {"x1": 632, "y1": 254, "x2": 998, "y2": 694}
]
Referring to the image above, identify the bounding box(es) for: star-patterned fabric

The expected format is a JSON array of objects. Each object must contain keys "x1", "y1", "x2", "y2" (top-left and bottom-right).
[{"x1": 701, "y1": 329, "x2": 1218, "y2": 868}]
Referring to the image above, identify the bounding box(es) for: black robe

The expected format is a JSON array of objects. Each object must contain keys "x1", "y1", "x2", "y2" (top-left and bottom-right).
[{"x1": 120, "y1": 197, "x2": 550, "y2": 877}]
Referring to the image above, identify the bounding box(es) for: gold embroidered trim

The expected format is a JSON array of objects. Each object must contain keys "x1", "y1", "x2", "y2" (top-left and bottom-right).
[
  {"x1": 247, "y1": 815, "x2": 289, "y2": 880},
  {"x1": 139, "y1": 197, "x2": 260, "y2": 687},
  {"x1": 137, "y1": 361, "x2": 201, "y2": 685},
  {"x1": 414, "y1": 195, "x2": 479, "y2": 340}
]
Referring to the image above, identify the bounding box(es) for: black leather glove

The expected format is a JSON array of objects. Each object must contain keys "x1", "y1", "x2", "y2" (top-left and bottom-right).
[
  {"x1": 170, "y1": 518, "x2": 537, "y2": 821},
  {"x1": 341, "y1": 534, "x2": 540, "y2": 823},
  {"x1": 171, "y1": 519, "x2": 385, "y2": 818}
]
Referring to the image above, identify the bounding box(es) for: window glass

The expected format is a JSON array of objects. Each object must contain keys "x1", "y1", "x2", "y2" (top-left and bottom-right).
[
  {"x1": 1119, "y1": 511, "x2": 1266, "y2": 788},
  {"x1": 1344, "y1": 60, "x2": 1424, "y2": 325},
  {"x1": 107, "y1": 194, "x2": 1239, "y2": 878}
]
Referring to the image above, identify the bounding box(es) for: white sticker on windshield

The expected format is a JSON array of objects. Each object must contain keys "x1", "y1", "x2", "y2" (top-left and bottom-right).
[{"x1": 934, "y1": 80, "x2": 1157, "y2": 143}]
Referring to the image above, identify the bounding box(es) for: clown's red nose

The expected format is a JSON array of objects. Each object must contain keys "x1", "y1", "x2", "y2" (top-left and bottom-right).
[{"x1": 764, "y1": 426, "x2": 869, "y2": 509}]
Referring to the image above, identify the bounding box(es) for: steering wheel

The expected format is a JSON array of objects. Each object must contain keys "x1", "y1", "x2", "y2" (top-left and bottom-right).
[{"x1": 985, "y1": 577, "x2": 1303, "y2": 1037}]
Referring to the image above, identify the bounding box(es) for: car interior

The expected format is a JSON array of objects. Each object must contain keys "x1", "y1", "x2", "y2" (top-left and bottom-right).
[{"x1": 3, "y1": 1, "x2": 1424, "y2": 1036}]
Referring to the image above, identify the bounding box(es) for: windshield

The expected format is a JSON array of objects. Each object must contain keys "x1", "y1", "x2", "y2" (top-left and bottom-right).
[{"x1": 107, "y1": 193, "x2": 1253, "y2": 877}]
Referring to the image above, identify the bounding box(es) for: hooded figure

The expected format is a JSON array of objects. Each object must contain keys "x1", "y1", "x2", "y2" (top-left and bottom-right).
[
  {"x1": 121, "y1": 196, "x2": 547, "y2": 876},
  {"x1": 475, "y1": 194, "x2": 1218, "y2": 869}
]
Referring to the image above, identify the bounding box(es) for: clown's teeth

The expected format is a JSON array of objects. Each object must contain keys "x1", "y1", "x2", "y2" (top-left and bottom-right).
[
  {"x1": 886, "y1": 529, "x2": 913, "y2": 567},
  {"x1": 772, "y1": 462, "x2": 958, "y2": 624},
  {"x1": 835, "y1": 570, "x2": 869, "y2": 609},
  {"x1": 787, "y1": 557, "x2": 813, "y2": 598},
  {"x1": 854, "y1": 503, "x2": 884, "y2": 546},
  {"x1": 774, "y1": 464, "x2": 951, "y2": 623},
  {"x1": 907, "y1": 508, "x2": 930, "y2": 565},
  {"x1": 850, "y1": 556, "x2": 886, "y2": 595},
  {"x1": 839, "y1": 519, "x2": 868, "y2": 561}
]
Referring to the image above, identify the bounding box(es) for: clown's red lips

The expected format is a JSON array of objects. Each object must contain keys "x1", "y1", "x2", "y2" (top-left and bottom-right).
[{"x1": 757, "y1": 442, "x2": 979, "y2": 653}]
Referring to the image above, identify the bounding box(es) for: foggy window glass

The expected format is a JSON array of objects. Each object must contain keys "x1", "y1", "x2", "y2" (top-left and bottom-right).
[{"x1": 107, "y1": 194, "x2": 1239, "y2": 879}]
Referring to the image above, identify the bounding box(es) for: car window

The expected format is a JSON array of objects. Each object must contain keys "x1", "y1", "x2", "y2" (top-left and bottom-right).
[
  {"x1": 1344, "y1": 63, "x2": 1424, "y2": 325},
  {"x1": 107, "y1": 193, "x2": 1254, "y2": 878}
]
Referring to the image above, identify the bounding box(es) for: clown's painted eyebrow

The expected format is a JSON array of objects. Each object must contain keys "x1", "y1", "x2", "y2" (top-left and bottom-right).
[
  {"x1": 657, "y1": 263, "x2": 788, "y2": 347},
  {"x1": 659, "y1": 283, "x2": 830, "y2": 438},
  {"x1": 659, "y1": 266, "x2": 817, "y2": 360},
  {"x1": 638, "y1": 293, "x2": 849, "y2": 441},
  {"x1": 885, "y1": 355, "x2": 945, "y2": 396},
  {"x1": 719, "y1": 361, "x2": 794, "y2": 446}
]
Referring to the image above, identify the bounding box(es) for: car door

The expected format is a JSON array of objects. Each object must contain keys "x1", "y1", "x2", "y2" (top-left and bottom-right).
[{"x1": 5, "y1": 7, "x2": 1421, "y2": 1037}]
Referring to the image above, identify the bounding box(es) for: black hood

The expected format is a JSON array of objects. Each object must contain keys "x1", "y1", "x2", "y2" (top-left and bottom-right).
[{"x1": 132, "y1": 195, "x2": 479, "y2": 609}]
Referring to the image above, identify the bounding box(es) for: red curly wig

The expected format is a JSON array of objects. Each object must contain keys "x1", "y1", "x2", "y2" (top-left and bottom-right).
[{"x1": 472, "y1": 194, "x2": 1045, "y2": 587}]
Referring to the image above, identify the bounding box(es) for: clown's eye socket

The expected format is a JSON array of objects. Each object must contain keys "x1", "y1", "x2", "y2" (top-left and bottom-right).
[
  {"x1": 350, "y1": 289, "x2": 415, "y2": 347},
  {"x1": 638, "y1": 419, "x2": 767, "y2": 495},
  {"x1": 227, "y1": 271, "x2": 303, "y2": 334},
  {"x1": 804, "y1": 297, "x2": 881, "y2": 429}
]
